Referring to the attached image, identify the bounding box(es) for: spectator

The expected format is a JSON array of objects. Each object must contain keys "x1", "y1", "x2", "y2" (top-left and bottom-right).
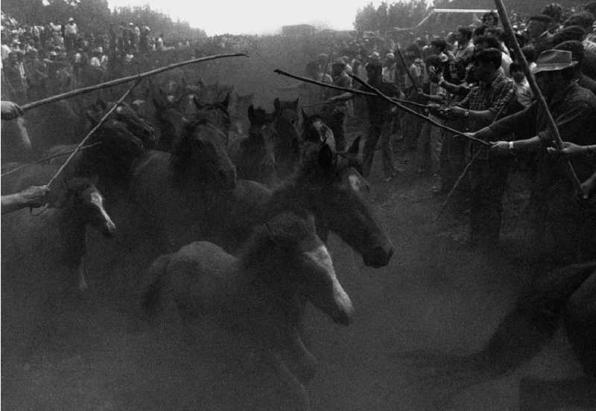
[
  {"x1": 64, "y1": 17, "x2": 78, "y2": 54},
  {"x1": 509, "y1": 61, "x2": 533, "y2": 107}
]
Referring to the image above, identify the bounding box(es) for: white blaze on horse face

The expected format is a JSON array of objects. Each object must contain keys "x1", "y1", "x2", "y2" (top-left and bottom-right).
[
  {"x1": 304, "y1": 245, "x2": 354, "y2": 325},
  {"x1": 89, "y1": 191, "x2": 116, "y2": 235},
  {"x1": 347, "y1": 172, "x2": 369, "y2": 194}
]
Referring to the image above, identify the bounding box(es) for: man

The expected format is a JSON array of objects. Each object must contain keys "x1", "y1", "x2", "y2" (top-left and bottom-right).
[
  {"x1": 1, "y1": 100, "x2": 49, "y2": 214},
  {"x1": 362, "y1": 61, "x2": 398, "y2": 182},
  {"x1": 24, "y1": 48, "x2": 47, "y2": 100},
  {"x1": 553, "y1": 40, "x2": 596, "y2": 95},
  {"x1": 64, "y1": 17, "x2": 78, "y2": 54},
  {"x1": 526, "y1": 15, "x2": 555, "y2": 50},
  {"x1": 470, "y1": 50, "x2": 596, "y2": 262},
  {"x1": 322, "y1": 58, "x2": 352, "y2": 152},
  {"x1": 443, "y1": 48, "x2": 516, "y2": 247}
]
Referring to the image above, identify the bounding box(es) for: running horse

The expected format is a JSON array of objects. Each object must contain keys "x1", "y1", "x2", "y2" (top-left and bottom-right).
[
  {"x1": 142, "y1": 211, "x2": 354, "y2": 410},
  {"x1": 271, "y1": 97, "x2": 301, "y2": 180},
  {"x1": 229, "y1": 105, "x2": 278, "y2": 186}
]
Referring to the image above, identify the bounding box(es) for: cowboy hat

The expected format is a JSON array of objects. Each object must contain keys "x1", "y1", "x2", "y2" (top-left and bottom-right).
[{"x1": 532, "y1": 49, "x2": 578, "y2": 74}]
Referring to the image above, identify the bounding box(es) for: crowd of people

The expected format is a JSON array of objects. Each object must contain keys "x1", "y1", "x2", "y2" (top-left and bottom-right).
[
  {"x1": 303, "y1": 3, "x2": 596, "y2": 267},
  {"x1": 0, "y1": 12, "x2": 196, "y2": 103}
]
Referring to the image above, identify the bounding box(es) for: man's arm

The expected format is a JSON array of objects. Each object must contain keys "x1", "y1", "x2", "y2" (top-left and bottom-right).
[
  {"x1": 1, "y1": 185, "x2": 49, "y2": 215},
  {"x1": 1, "y1": 101, "x2": 23, "y2": 120}
]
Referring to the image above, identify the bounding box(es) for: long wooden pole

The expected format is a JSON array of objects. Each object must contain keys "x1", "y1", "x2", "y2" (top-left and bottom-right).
[
  {"x1": 274, "y1": 69, "x2": 489, "y2": 146},
  {"x1": 21, "y1": 53, "x2": 248, "y2": 112},
  {"x1": 1, "y1": 142, "x2": 101, "y2": 178},
  {"x1": 350, "y1": 73, "x2": 492, "y2": 146},
  {"x1": 46, "y1": 79, "x2": 141, "y2": 187},
  {"x1": 494, "y1": 0, "x2": 583, "y2": 196}
]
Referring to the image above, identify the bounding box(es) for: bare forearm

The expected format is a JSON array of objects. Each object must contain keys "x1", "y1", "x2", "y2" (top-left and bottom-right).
[{"x1": 1, "y1": 193, "x2": 27, "y2": 215}]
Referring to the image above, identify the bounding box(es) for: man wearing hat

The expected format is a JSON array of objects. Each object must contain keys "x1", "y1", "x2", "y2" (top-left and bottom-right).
[
  {"x1": 470, "y1": 49, "x2": 596, "y2": 263},
  {"x1": 64, "y1": 17, "x2": 78, "y2": 54}
]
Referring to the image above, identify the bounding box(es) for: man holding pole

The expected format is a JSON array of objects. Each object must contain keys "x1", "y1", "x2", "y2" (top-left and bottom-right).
[
  {"x1": 469, "y1": 50, "x2": 596, "y2": 262},
  {"x1": 442, "y1": 48, "x2": 515, "y2": 248}
]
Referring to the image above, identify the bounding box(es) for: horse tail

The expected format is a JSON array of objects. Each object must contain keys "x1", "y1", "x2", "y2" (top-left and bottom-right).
[{"x1": 141, "y1": 254, "x2": 171, "y2": 318}]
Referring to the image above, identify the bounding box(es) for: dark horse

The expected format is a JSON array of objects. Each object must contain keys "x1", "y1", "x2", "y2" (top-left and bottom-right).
[
  {"x1": 391, "y1": 262, "x2": 596, "y2": 410},
  {"x1": 2, "y1": 173, "x2": 116, "y2": 292},
  {"x1": 142, "y1": 211, "x2": 354, "y2": 410},
  {"x1": 229, "y1": 105, "x2": 278, "y2": 186},
  {"x1": 128, "y1": 119, "x2": 237, "y2": 250},
  {"x1": 271, "y1": 97, "x2": 301, "y2": 180},
  {"x1": 208, "y1": 138, "x2": 392, "y2": 268}
]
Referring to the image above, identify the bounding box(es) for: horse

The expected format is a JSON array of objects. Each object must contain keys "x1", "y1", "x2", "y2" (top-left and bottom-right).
[
  {"x1": 390, "y1": 262, "x2": 596, "y2": 410},
  {"x1": 230, "y1": 92, "x2": 255, "y2": 136},
  {"x1": 127, "y1": 118, "x2": 237, "y2": 250},
  {"x1": 141, "y1": 211, "x2": 354, "y2": 410},
  {"x1": 2, "y1": 175, "x2": 116, "y2": 292},
  {"x1": 229, "y1": 105, "x2": 278, "y2": 186},
  {"x1": 204, "y1": 137, "x2": 392, "y2": 268},
  {"x1": 271, "y1": 97, "x2": 301, "y2": 180},
  {"x1": 300, "y1": 108, "x2": 336, "y2": 152},
  {"x1": 191, "y1": 93, "x2": 232, "y2": 144},
  {"x1": 151, "y1": 88, "x2": 190, "y2": 152}
]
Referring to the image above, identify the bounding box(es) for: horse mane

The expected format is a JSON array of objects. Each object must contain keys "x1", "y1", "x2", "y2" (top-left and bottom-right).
[
  {"x1": 169, "y1": 119, "x2": 209, "y2": 180},
  {"x1": 74, "y1": 119, "x2": 145, "y2": 186},
  {"x1": 238, "y1": 211, "x2": 314, "y2": 273}
]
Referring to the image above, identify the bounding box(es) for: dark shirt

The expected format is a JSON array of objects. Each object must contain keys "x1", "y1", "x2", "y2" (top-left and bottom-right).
[
  {"x1": 489, "y1": 82, "x2": 596, "y2": 194},
  {"x1": 459, "y1": 71, "x2": 515, "y2": 158}
]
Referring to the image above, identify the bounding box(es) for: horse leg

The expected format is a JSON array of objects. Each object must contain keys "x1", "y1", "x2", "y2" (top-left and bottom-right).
[
  {"x1": 265, "y1": 350, "x2": 311, "y2": 411},
  {"x1": 78, "y1": 256, "x2": 88, "y2": 292},
  {"x1": 519, "y1": 376, "x2": 596, "y2": 411}
]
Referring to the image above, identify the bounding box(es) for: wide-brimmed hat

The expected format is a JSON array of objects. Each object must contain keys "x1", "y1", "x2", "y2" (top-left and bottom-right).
[{"x1": 532, "y1": 49, "x2": 578, "y2": 74}]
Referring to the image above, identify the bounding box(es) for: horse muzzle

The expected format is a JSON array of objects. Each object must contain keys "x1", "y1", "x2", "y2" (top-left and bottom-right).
[{"x1": 362, "y1": 243, "x2": 394, "y2": 268}]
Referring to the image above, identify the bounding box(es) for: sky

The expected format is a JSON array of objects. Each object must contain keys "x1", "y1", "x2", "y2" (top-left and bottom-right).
[{"x1": 107, "y1": 0, "x2": 384, "y2": 36}]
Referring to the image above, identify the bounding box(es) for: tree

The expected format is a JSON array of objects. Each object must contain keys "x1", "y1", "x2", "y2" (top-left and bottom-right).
[{"x1": 354, "y1": 0, "x2": 430, "y2": 33}]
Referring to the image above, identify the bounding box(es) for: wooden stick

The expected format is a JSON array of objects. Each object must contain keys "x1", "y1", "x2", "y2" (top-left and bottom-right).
[
  {"x1": 274, "y1": 69, "x2": 489, "y2": 146},
  {"x1": 21, "y1": 53, "x2": 248, "y2": 112},
  {"x1": 1, "y1": 142, "x2": 101, "y2": 177},
  {"x1": 349, "y1": 73, "x2": 491, "y2": 146},
  {"x1": 46, "y1": 79, "x2": 141, "y2": 187},
  {"x1": 395, "y1": 47, "x2": 419, "y2": 90},
  {"x1": 494, "y1": 0, "x2": 583, "y2": 196}
]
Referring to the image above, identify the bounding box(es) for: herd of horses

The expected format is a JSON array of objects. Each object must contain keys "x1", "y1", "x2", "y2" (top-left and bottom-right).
[
  {"x1": 1, "y1": 77, "x2": 393, "y2": 409},
  {"x1": 2, "y1": 76, "x2": 595, "y2": 409}
]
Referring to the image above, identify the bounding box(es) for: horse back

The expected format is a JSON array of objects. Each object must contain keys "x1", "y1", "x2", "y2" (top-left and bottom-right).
[{"x1": 168, "y1": 241, "x2": 237, "y2": 312}]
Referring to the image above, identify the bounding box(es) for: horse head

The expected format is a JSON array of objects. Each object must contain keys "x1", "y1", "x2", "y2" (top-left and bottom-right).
[
  {"x1": 170, "y1": 119, "x2": 237, "y2": 190},
  {"x1": 251, "y1": 211, "x2": 354, "y2": 326},
  {"x1": 53, "y1": 177, "x2": 116, "y2": 238},
  {"x1": 296, "y1": 139, "x2": 394, "y2": 268},
  {"x1": 192, "y1": 94, "x2": 232, "y2": 143},
  {"x1": 301, "y1": 109, "x2": 335, "y2": 150},
  {"x1": 152, "y1": 88, "x2": 190, "y2": 151}
]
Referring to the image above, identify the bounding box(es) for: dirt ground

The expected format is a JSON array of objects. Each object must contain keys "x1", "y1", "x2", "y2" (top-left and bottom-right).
[{"x1": 2, "y1": 124, "x2": 592, "y2": 411}]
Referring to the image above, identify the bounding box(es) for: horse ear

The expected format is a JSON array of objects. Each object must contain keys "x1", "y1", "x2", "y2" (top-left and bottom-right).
[
  {"x1": 293, "y1": 97, "x2": 300, "y2": 108},
  {"x1": 193, "y1": 95, "x2": 202, "y2": 109},
  {"x1": 248, "y1": 105, "x2": 255, "y2": 122},
  {"x1": 274, "y1": 97, "x2": 280, "y2": 112},
  {"x1": 86, "y1": 109, "x2": 99, "y2": 126},
  {"x1": 318, "y1": 144, "x2": 334, "y2": 169},
  {"x1": 221, "y1": 92, "x2": 231, "y2": 109},
  {"x1": 96, "y1": 98, "x2": 107, "y2": 110},
  {"x1": 301, "y1": 108, "x2": 309, "y2": 123},
  {"x1": 347, "y1": 136, "x2": 361, "y2": 155}
]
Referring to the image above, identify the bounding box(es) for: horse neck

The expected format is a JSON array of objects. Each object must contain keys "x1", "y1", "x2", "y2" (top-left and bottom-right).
[
  {"x1": 233, "y1": 240, "x2": 300, "y2": 316},
  {"x1": 55, "y1": 203, "x2": 87, "y2": 268},
  {"x1": 264, "y1": 179, "x2": 314, "y2": 218}
]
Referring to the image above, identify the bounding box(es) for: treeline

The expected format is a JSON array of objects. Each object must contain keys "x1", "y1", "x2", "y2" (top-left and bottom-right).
[
  {"x1": 353, "y1": 0, "x2": 588, "y2": 33},
  {"x1": 1, "y1": 0, "x2": 206, "y2": 40}
]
